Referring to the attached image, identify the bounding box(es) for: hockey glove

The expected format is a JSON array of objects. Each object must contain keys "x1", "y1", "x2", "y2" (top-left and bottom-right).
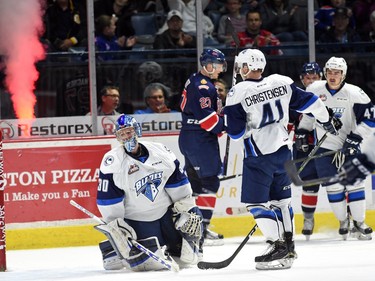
[
  {"x1": 295, "y1": 129, "x2": 310, "y2": 152},
  {"x1": 173, "y1": 197, "x2": 203, "y2": 240},
  {"x1": 317, "y1": 107, "x2": 342, "y2": 135},
  {"x1": 339, "y1": 154, "x2": 375, "y2": 186},
  {"x1": 342, "y1": 132, "x2": 363, "y2": 156}
]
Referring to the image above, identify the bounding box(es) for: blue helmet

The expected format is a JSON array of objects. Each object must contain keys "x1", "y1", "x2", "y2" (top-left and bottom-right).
[
  {"x1": 115, "y1": 114, "x2": 142, "y2": 152},
  {"x1": 200, "y1": 48, "x2": 227, "y2": 72},
  {"x1": 300, "y1": 62, "x2": 322, "y2": 79}
]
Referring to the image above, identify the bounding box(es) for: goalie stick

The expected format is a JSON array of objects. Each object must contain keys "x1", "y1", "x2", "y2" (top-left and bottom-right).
[
  {"x1": 197, "y1": 224, "x2": 258, "y2": 270},
  {"x1": 222, "y1": 17, "x2": 241, "y2": 176},
  {"x1": 69, "y1": 200, "x2": 180, "y2": 272}
]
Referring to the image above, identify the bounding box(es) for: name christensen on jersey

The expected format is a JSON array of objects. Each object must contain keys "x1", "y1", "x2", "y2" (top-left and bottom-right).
[{"x1": 245, "y1": 85, "x2": 288, "y2": 106}]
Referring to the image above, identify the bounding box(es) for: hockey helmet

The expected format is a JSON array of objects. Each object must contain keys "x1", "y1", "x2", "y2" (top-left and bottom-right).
[
  {"x1": 115, "y1": 114, "x2": 142, "y2": 152},
  {"x1": 324, "y1": 57, "x2": 347, "y2": 81},
  {"x1": 235, "y1": 49, "x2": 266, "y2": 79},
  {"x1": 300, "y1": 62, "x2": 323, "y2": 79},
  {"x1": 200, "y1": 48, "x2": 227, "y2": 72}
]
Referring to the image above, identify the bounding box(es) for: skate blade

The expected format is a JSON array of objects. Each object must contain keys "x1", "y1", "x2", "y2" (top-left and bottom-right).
[
  {"x1": 255, "y1": 258, "x2": 295, "y2": 270},
  {"x1": 350, "y1": 230, "x2": 372, "y2": 241}
]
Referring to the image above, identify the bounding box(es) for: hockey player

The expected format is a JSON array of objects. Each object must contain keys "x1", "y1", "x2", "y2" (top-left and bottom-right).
[
  {"x1": 95, "y1": 114, "x2": 203, "y2": 271},
  {"x1": 179, "y1": 48, "x2": 227, "y2": 246},
  {"x1": 223, "y1": 49, "x2": 341, "y2": 270},
  {"x1": 297, "y1": 56, "x2": 375, "y2": 240},
  {"x1": 290, "y1": 62, "x2": 323, "y2": 239}
]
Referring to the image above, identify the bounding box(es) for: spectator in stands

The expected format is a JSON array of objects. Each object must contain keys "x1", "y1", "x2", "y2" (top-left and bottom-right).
[
  {"x1": 161, "y1": 0, "x2": 218, "y2": 46},
  {"x1": 314, "y1": 0, "x2": 355, "y2": 39},
  {"x1": 289, "y1": 0, "x2": 320, "y2": 35},
  {"x1": 134, "y1": 83, "x2": 174, "y2": 114},
  {"x1": 237, "y1": 10, "x2": 283, "y2": 55},
  {"x1": 94, "y1": 0, "x2": 138, "y2": 38},
  {"x1": 43, "y1": 0, "x2": 87, "y2": 52},
  {"x1": 88, "y1": 85, "x2": 122, "y2": 116},
  {"x1": 352, "y1": 1, "x2": 375, "y2": 40},
  {"x1": 362, "y1": 10, "x2": 375, "y2": 43},
  {"x1": 318, "y1": 7, "x2": 362, "y2": 53},
  {"x1": 214, "y1": 78, "x2": 229, "y2": 106},
  {"x1": 95, "y1": 14, "x2": 136, "y2": 60},
  {"x1": 217, "y1": 0, "x2": 247, "y2": 45},
  {"x1": 153, "y1": 10, "x2": 197, "y2": 50},
  {"x1": 259, "y1": 0, "x2": 308, "y2": 43}
]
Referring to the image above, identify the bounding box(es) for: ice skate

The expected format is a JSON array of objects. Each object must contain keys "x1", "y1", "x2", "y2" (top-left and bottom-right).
[
  {"x1": 203, "y1": 227, "x2": 224, "y2": 246},
  {"x1": 255, "y1": 240, "x2": 295, "y2": 270},
  {"x1": 302, "y1": 217, "x2": 314, "y2": 240},
  {"x1": 351, "y1": 221, "x2": 373, "y2": 241},
  {"x1": 339, "y1": 219, "x2": 350, "y2": 240}
]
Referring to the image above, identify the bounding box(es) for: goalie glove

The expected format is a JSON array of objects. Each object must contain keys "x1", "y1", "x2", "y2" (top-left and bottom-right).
[
  {"x1": 339, "y1": 154, "x2": 375, "y2": 186},
  {"x1": 294, "y1": 129, "x2": 310, "y2": 152},
  {"x1": 317, "y1": 107, "x2": 342, "y2": 136},
  {"x1": 342, "y1": 132, "x2": 362, "y2": 156},
  {"x1": 94, "y1": 218, "x2": 137, "y2": 260},
  {"x1": 172, "y1": 197, "x2": 203, "y2": 240}
]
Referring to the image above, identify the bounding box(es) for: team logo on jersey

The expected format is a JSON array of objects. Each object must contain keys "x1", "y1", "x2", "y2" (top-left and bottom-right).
[
  {"x1": 227, "y1": 88, "x2": 235, "y2": 97},
  {"x1": 104, "y1": 155, "x2": 114, "y2": 166},
  {"x1": 134, "y1": 172, "x2": 163, "y2": 202},
  {"x1": 319, "y1": 94, "x2": 327, "y2": 101},
  {"x1": 128, "y1": 163, "x2": 140, "y2": 174},
  {"x1": 332, "y1": 107, "x2": 345, "y2": 118},
  {"x1": 200, "y1": 79, "x2": 208, "y2": 84}
]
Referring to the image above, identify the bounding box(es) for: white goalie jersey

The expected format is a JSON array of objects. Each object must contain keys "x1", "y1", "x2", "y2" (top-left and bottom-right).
[
  {"x1": 97, "y1": 141, "x2": 192, "y2": 222},
  {"x1": 298, "y1": 81, "x2": 375, "y2": 151}
]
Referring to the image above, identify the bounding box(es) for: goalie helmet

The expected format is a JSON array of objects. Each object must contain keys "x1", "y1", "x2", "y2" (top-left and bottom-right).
[
  {"x1": 200, "y1": 48, "x2": 227, "y2": 72},
  {"x1": 235, "y1": 49, "x2": 266, "y2": 79},
  {"x1": 115, "y1": 114, "x2": 142, "y2": 152},
  {"x1": 324, "y1": 56, "x2": 347, "y2": 81}
]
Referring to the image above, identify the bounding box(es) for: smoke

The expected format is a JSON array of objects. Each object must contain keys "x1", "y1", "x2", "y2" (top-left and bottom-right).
[{"x1": 0, "y1": 0, "x2": 46, "y2": 120}]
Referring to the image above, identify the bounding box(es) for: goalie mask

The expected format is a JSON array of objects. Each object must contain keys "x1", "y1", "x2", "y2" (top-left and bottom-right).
[
  {"x1": 235, "y1": 49, "x2": 266, "y2": 79},
  {"x1": 115, "y1": 114, "x2": 142, "y2": 152}
]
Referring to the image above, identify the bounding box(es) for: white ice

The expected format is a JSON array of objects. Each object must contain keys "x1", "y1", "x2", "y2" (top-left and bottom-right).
[{"x1": 3, "y1": 232, "x2": 375, "y2": 281}]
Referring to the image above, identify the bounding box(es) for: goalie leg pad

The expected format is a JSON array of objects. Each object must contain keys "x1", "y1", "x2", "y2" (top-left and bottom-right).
[
  {"x1": 99, "y1": 240, "x2": 126, "y2": 270},
  {"x1": 125, "y1": 236, "x2": 172, "y2": 271},
  {"x1": 94, "y1": 218, "x2": 137, "y2": 260},
  {"x1": 180, "y1": 237, "x2": 199, "y2": 265}
]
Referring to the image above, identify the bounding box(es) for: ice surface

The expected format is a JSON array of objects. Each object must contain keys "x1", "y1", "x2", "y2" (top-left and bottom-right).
[{"x1": 3, "y1": 232, "x2": 375, "y2": 281}]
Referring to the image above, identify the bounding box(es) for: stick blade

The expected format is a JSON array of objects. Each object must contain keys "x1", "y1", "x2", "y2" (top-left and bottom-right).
[{"x1": 197, "y1": 260, "x2": 231, "y2": 270}]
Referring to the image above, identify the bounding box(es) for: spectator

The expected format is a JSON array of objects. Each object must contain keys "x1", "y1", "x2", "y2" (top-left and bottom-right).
[
  {"x1": 214, "y1": 78, "x2": 229, "y2": 106},
  {"x1": 289, "y1": 0, "x2": 320, "y2": 35},
  {"x1": 94, "y1": 0, "x2": 137, "y2": 38},
  {"x1": 56, "y1": 70, "x2": 89, "y2": 116},
  {"x1": 134, "y1": 83, "x2": 174, "y2": 114},
  {"x1": 359, "y1": 10, "x2": 375, "y2": 43},
  {"x1": 153, "y1": 10, "x2": 197, "y2": 50},
  {"x1": 95, "y1": 14, "x2": 136, "y2": 60},
  {"x1": 314, "y1": 0, "x2": 355, "y2": 39},
  {"x1": 43, "y1": 0, "x2": 87, "y2": 52},
  {"x1": 87, "y1": 85, "x2": 121, "y2": 116},
  {"x1": 237, "y1": 10, "x2": 283, "y2": 55},
  {"x1": 259, "y1": 0, "x2": 308, "y2": 43},
  {"x1": 216, "y1": 0, "x2": 247, "y2": 45},
  {"x1": 318, "y1": 7, "x2": 362, "y2": 53}
]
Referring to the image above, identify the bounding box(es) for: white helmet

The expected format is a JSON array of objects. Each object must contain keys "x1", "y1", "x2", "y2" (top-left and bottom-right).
[
  {"x1": 324, "y1": 57, "x2": 347, "y2": 81},
  {"x1": 235, "y1": 49, "x2": 266, "y2": 79}
]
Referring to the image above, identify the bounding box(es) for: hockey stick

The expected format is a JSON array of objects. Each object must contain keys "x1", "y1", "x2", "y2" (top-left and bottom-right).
[
  {"x1": 297, "y1": 132, "x2": 328, "y2": 174},
  {"x1": 69, "y1": 200, "x2": 180, "y2": 272},
  {"x1": 285, "y1": 150, "x2": 339, "y2": 186},
  {"x1": 197, "y1": 224, "x2": 258, "y2": 270},
  {"x1": 222, "y1": 17, "x2": 241, "y2": 176}
]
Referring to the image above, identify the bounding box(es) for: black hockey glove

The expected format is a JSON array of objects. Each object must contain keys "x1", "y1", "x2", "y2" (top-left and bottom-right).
[
  {"x1": 317, "y1": 107, "x2": 342, "y2": 135},
  {"x1": 295, "y1": 129, "x2": 310, "y2": 152},
  {"x1": 342, "y1": 132, "x2": 363, "y2": 156},
  {"x1": 339, "y1": 154, "x2": 375, "y2": 186}
]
